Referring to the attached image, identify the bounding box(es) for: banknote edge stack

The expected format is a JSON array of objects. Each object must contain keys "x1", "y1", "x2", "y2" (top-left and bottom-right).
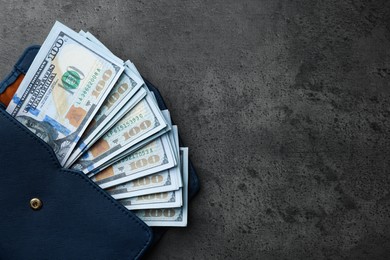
[{"x1": 6, "y1": 21, "x2": 189, "y2": 227}]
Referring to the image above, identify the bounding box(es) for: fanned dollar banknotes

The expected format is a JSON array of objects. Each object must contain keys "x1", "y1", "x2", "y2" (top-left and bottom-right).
[
  {"x1": 7, "y1": 21, "x2": 124, "y2": 165},
  {"x1": 6, "y1": 21, "x2": 189, "y2": 227}
]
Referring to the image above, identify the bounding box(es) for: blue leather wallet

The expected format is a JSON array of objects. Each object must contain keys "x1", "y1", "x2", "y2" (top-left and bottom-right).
[{"x1": 0, "y1": 46, "x2": 200, "y2": 259}]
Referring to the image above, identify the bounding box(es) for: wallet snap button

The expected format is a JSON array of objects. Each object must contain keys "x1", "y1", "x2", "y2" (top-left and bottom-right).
[{"x1": 30, "y1": 198, "x2": 43, "y2": 210}]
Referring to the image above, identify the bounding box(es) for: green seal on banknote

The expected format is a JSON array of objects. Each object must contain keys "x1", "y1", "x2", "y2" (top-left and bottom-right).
[{"x1": 62, "y1": 69, "x2": 81, "y2": 90}]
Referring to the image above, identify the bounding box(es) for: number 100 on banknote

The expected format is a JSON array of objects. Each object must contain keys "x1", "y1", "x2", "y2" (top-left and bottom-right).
[{"x1": 6, "y1": 21, "x2": 124, "y2": 165}]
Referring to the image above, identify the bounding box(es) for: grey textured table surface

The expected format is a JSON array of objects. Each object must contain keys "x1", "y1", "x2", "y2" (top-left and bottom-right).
[{"x1": 1, "y1": 0, "x2": 389, "y2": 259}]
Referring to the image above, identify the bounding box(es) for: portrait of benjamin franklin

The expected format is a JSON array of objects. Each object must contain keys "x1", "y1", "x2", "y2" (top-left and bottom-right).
[{"x1": 16, "y1": 115, "x2": 77, "y2": 161}]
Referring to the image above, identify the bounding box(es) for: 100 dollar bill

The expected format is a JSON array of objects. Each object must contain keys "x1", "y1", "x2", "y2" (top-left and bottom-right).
[
  {"x1": 71, "y1": 91, "x2": 167, "y2": 173},
  {"x1": 93, "y1": 133, "x2": 176, "y2": 188},
  {"x1": 134, "y1": 147, "x2": 188, "y2": 227},
  {"x1": 107, "y1": 165, "x2": 180, "y2": 199},
  {"x1": 66, "y1": 86, "x2": 147, "y2": 167},
  {"x1": 6, "y1": 21, "x2": 124, "y2": 165},
  {"x1": 119, "y1": 189, "x2": 182, "y2": 210},
  {"x1": 86, "y1": 109, "x2": 172, "y2": 178},
  {"x1": 170, "y1": 126, "x2": 183, "y2": 187},
  {"x1": 65, "y1": 67, "x2": 143, "y2": 167}
]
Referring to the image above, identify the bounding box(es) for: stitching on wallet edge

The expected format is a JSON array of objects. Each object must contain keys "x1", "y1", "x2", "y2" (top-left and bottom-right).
[{"x1": 0, "y1": 110, "x2": 152, "y2": 258}]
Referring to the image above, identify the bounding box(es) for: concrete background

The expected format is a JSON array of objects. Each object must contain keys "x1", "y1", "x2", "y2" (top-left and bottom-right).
[{"x1": 0, "y1": 0, "x2": 389, "y2": 259}]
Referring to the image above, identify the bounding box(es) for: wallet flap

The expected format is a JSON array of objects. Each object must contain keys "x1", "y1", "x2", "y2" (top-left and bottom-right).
[{"x1": 0, "y1": 108, "x2": 153, "y2": 259}]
